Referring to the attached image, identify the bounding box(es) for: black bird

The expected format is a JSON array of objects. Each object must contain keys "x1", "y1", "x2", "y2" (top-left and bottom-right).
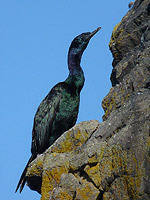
[{"x1": 15, "y1": 27, "x2": 101, "y2": 193}]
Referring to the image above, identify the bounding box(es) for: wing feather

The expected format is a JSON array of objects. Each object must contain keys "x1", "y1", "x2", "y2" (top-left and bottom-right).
[{"x1": 31, "y1": 85, "x2": 62, "y2": 154}]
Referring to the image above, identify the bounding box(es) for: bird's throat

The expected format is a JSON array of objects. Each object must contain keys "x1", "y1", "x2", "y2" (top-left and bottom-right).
[
  {"x1": 68, "y1": 51, "x2": 82, "y2": 74},
  {"x1": 66, "y1": 51, "x2": 85, "y2": 91}
]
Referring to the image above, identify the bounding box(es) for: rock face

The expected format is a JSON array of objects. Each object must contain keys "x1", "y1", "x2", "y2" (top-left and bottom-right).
[{"x1": 26, "y1": 0, "x2": 150, "y2": 199}]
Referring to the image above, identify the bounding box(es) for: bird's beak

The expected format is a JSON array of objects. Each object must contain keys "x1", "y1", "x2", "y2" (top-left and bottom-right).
[{"x1": 88, "y1": 27, "x2": 101, "y2": 39}]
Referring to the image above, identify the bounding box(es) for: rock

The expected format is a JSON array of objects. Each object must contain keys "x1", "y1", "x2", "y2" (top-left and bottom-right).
[
  {"x1": 103, "y1": 0, "x2": 150, "y2": 120},
  {"x1": 26, "y1": 120, "x2": 100, "y2": 199},
  {"x1": 26, "y1": 0, "x2": 150, "y2": 199}
]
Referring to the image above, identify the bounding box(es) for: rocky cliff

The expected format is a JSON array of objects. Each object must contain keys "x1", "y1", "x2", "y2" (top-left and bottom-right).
[{"x1": 26, "y1": 0, "x2": 150, "y2": 199}]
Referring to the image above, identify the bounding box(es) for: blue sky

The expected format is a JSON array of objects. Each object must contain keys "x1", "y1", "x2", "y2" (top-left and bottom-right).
[{"x1": 0, "y1": 1, "x2": 131, "y2": 199}]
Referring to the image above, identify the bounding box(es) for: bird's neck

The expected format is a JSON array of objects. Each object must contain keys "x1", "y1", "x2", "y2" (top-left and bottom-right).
[
  {"x1": 68, "y1": 49, "x2": 82, "y2": 74},
  {"x1": 65, "y1": 50, "x2": 85, "y2": 92}
]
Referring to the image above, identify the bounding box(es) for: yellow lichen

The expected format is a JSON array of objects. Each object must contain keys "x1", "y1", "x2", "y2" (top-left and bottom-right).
[
  {"x1": 146, "y1": 136, "x2": 150, "y2": 147},
  {"x1": 41, "y1": 165, "x2": 69, "y2": 200},
  {"x1": 102, "y1": 95, "x2": 118, "y2": 120},
  {"x1": 54, "y1": 190, "x2": 73, "y2": 200},
  {"x1": 27, "y1": 158, "x2": 43, "y2": 177},
  {"x1": 121, "y1": 93, "x2": 131, "y2": 105},
  {"x1": 76, "y1": 180, "x2": 99, "y2": 200},
  {"x1": 88, "y1": 155, "x2": 98, "y2": 163},
  {"x1": 41, "y1": 171, "x2": 53, "y2": 200},
  {"x1": 51, "y1": 129, "x2": 90, "y2": 153},
  {"x1": 109, "y1": 22, "x2": 121, "y2": 48},
  {"x1": 84, "y1": 163, "x2": 101, "y2": 188},
  {"x1": 121, "y1": 151, "x2": 144, "y2": 199}
]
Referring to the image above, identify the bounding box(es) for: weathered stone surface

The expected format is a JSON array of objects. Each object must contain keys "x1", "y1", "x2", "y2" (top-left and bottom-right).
[
  {"x1": 103, "y1": 0, "x2": 150, "y2": 120},
  {"x1": 26, "y1": 120, "x2": 100, "y2": 199},
  {"x1": 26, "y1": 0, "x2": 150, "y2": 199}
]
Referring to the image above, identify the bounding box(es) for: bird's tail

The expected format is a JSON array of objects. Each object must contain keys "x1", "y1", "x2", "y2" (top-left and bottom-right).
[{"x1": 15, "y1": 154, "x2": 35, "y2": 193}]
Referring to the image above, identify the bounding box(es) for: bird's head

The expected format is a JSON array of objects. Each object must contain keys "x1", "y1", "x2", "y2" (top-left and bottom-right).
[{"x1": 68, "y1": 27, "x2": 101, "y2": 56}]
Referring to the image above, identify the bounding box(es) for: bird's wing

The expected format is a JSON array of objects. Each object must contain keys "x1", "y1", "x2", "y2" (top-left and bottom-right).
[{"x1": 31, "y1": 84, "x2": 62, "y2": 154}]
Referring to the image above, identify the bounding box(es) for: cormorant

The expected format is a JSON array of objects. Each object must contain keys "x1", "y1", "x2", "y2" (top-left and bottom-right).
[{"x1": 15, "y1": 27, "x2": 101, "y2": 193}]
